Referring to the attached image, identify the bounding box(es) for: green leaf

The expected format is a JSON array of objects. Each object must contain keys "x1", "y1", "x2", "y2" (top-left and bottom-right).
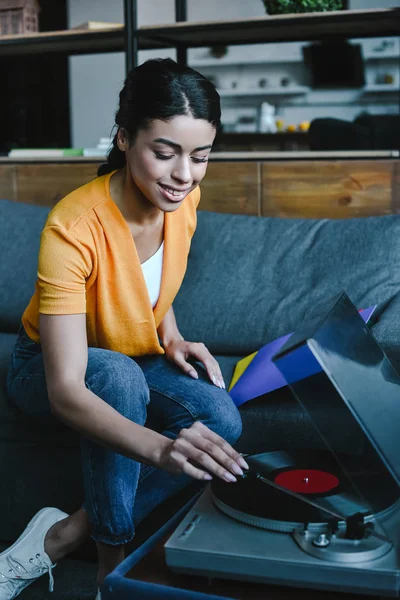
[{"x1": 263, "y1": 0, "x2": 344, "y2": 14}]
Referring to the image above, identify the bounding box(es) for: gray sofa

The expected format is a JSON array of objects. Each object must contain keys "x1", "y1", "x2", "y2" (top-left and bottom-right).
[{"x1": 1, "y1": 197, "x2": 400, "y2": 552}]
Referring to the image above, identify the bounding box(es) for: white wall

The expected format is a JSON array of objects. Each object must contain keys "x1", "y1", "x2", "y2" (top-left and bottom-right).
[
  {"x1": 68, "y1": 0, "x2": 174, "y2": 148},
  {"x1": 68, "y1": 0, "x2": 400, "y2": 147},
  {"x1": 68, "y1": 0, "x2": 265, "y2": 147}
]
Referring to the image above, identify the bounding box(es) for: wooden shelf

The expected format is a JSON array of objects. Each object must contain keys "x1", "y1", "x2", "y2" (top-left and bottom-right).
[
  {"x1": 0, "y1": 8, "x2": 399, "y2": 57},
  {"x1": 362, "y1": 84, "x2": 399, "y2": 93},
  {"x1": 219, "y1": 86, "x2": 310, "y2": 97},
  {"x1": 191, "y1": 56, "x2": 302, "y2": 67},
  {"x1": 364, "y1": 52, "x2": 399, "y2": 61},
  {"x1": 0, "y1": 27, "x2": 126, "y2": 56},
  {"x1": 139, "y1": 8, "x2": 400, "y2": 49},
  {"x1": 192, "y1": 52, "x2": 400, "y2": 69}
]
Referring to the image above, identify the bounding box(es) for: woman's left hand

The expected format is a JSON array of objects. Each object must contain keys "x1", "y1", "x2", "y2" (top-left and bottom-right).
[{"x1": 164, "y1": 338, "x2": 226, "y2": 389}]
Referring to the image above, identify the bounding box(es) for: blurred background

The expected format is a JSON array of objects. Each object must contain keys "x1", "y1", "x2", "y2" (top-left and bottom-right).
[{"x1": 0, "y1": 0, "x2": 399, "y2": 154}]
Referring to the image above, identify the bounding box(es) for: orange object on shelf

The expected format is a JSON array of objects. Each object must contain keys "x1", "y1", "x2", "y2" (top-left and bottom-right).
[
  {"x1": 286, "y1": 124, "x2": 297, "y2": 132},
  {"x1": 299, "y1": 121, "x2": 310, "y2": 132}
]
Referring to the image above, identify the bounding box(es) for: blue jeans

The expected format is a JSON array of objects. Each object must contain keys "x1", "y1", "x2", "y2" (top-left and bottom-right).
[{"x1": 6, "y1": 324, "x2": 242, "y2": 545}]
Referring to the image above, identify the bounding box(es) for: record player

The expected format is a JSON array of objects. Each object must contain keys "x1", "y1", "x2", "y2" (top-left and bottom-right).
[{"x1": 164, "y1": 292, "x2": 400, "y2": 597}]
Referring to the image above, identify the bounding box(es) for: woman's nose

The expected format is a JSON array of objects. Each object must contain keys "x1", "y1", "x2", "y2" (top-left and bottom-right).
[{"x1": 172, "y1": 158, "x2": 192, "y2": 184}]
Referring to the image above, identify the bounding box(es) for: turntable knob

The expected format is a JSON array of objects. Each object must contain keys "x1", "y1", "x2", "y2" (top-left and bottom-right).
[
  {"x1": 303, "y1": 477, "x2": 309, "y2": 484},
  {"x1": 312, "y1": 533, "x2": 330, "y2": 548}
]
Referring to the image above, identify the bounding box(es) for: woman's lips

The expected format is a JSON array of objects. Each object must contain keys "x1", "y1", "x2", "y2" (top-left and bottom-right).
[{"x1": 158, "y1": 183, "x2": 190, "y2": 202}]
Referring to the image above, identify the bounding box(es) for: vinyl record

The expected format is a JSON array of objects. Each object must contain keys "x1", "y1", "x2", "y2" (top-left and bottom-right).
[{"x1": 211, "y1": 449, "x2": 399, "y2": 533}]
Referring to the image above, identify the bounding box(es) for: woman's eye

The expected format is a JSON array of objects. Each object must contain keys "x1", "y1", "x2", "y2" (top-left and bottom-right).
[
  {"x1": 192, "y1": 157, "x2": 208, "y2": 164},
  {"x1": 154, "y1": 151, "x2": 173, "y2": 160}
]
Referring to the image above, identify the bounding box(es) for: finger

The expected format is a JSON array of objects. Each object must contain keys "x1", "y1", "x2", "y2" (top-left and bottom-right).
[
  {"x1": 202, "y1": 355, "x2": 226, "y2": 389},
  {"x1": 190, "y1": 435, "x2": 244, "y2": 480},
  {"x1": 172, "y1": 352, "x2": 199, "y2": 379},
  {"x1": 191, "y1": 422, "x2": 249, "y2": 470},
  {"x1": 187, "y1": 344, "x2": 225, "y2": 389},
  {"x1": 178, "y1": 428, "x2": 245, "y2": 480},
  {"x1": 169, "y1": 447, "x2": 212, "y2": 481},
  {"x1": 173, "y1": 436, "x2": 238, "y2": 483},
  {"x1": 202, "y1": 357, "x2": 225, "y2": 389},
  {"x1": 209, "y1": 360, "x2": 225, "y2": 389},
  {"x1": 181, "y1": 461, "x2": 213, "y2": 481}
]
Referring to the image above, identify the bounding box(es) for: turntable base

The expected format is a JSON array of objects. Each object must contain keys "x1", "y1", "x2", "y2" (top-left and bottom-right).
[{"x1": 164, "y1": 487, "x2": 400, "y2": 597}]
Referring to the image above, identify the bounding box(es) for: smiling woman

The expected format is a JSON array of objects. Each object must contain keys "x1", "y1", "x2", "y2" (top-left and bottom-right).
[
  {"x1": 112, "y1": 114, "x2": 215, "y2": 216},
  {"x1": 4, "y1": 58, "x2": 246, "y2": 600},
  {"x1": 98, "y1": 58, "x2": 221, "y2": 176}
]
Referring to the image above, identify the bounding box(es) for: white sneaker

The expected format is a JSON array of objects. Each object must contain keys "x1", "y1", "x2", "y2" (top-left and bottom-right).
[{"x1": 0, "y1": 507, "x2": 69, "y2": 599}]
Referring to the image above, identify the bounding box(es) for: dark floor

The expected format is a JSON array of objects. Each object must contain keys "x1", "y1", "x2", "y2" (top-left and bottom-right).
[{"x1": 0, "y1": 483, "x2": 203, "y2": 599}]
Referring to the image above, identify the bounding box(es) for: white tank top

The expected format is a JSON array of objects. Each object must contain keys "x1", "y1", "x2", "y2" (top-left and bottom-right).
[{"x1": 141, "y1": 241, "x2": 164, "y2": 308}]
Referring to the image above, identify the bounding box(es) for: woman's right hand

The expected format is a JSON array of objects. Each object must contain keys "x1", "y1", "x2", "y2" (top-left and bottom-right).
[{"x1": 157, "y1": 421, "x2": 249, "y2": 483}]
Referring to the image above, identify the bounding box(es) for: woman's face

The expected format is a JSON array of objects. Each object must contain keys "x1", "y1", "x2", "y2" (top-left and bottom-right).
[{"x1": 118, "y1": 114, "x2": 216, "y2": 212}]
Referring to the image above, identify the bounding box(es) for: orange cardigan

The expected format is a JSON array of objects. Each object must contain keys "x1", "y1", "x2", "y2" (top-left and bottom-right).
[{"x1": 22, "y1": 171, "x2": 200, "y2": 356}]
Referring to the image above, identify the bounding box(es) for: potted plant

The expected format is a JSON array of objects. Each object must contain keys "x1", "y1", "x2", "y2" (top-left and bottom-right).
[{"x1": 262, "y1": 0, "x2": 345, "y2": 14}]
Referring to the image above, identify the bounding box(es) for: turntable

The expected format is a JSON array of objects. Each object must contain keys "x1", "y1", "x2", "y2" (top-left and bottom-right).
[{"x1": 164, "y1": 292, "x2": 400, "y2": 596}]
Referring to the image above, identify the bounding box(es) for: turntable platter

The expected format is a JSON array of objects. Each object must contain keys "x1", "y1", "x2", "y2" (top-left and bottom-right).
[{"x1": 211, "y1": 450, "x2": 399, "y2": 533}]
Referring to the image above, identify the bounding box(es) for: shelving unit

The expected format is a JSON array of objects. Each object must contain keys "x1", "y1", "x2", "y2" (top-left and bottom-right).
[
  {"x1": 138, "y1": 9, "x2": 400, "y2": 50},
  {"x1": 0, "y1": 2, "x2": 399, "y2": 152},
  {"x1": 190, "y1": 50, "x2": 400, "y2": 69},
  {"x1": 0, "y1": 7, "x2": 399, "y2": 60},
  {"x1": 0, "y1": 26, "x2": 126, "y2": 56},
  {"x1": 362, "y1": 84, "x2": 400, "y2": 93},
  {"x1": 190, "y1": 56, "x2": 302, "y2": 67},
  {"x1": 216, "y1": 85, "x2": 400, "y2": 102},
  {"x1": 365, "y1": 53, "x2": 400, "y2": 61},
  {"x1": 218, "y1": 86, "x2": 310, "y2": 98}
]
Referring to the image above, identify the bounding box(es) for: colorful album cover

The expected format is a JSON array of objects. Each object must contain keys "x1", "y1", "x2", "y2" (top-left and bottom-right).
[{"x1": 228, "y1": 305, "x2": 377, "y2": 408}]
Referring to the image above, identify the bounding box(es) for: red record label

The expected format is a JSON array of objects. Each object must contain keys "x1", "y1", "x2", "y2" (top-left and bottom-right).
[{"x1": 274, "y1": 469, "x2": 339, "y2": 494}]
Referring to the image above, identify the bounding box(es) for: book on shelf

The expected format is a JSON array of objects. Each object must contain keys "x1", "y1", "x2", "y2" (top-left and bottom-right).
[
  {"x1": 9, "y1": 136, "x2": 112, "y2": 159},
  {"x1": 8, "y1": 149, "x2": 84, "y2": 158},
  {"x1": 71, "y1": 21, "x2": 123, "y2": 31},
  {"x1": 83, "y1": 148, "x2": 107, "y2": 157}
]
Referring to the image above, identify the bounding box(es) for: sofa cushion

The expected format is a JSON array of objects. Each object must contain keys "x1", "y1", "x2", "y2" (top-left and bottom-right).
[
  {"x1": 0, "y1": 199, "x2": 50, "y2": 333},
  {"x1": 174, "y1": 211, "x2": 400, "y2": 356},
  {"x1": 0, "y1": 331, "x2": 80, "y2": 444},
  {"x1": 369, "y1": 292, "x2": 400, "y2": 374}
]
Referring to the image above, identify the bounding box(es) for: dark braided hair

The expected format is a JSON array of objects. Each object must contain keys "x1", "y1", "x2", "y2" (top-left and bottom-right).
[{"x1": 97, "y1": 58, "x2": 221, "y2": 177}]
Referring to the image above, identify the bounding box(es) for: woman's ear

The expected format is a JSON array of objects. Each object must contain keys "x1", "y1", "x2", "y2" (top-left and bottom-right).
[{"x1": 116, "y1": 128, "x2": 129, "y2": 152}]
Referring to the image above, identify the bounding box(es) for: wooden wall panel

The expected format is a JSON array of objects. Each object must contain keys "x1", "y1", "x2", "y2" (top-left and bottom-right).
[
  {"x1": 15, "y1": 163, "x2": 100, "y2": 206},
  {"x1": 0, "y1": 165, "x2": 17, "y2": 202},
  {"x1": 199, "y1": 162, "x2": 260, "y2": 215},
  {"x1": 262, "y1": 161, "x2": 395, "y2": 219},
  {"x1": 1, "y1": 159, "x2": 398, "y2": 219}
]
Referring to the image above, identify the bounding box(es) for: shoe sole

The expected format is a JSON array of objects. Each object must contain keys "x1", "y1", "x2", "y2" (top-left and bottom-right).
[{"x1": 0, "y1": 507, "x2": 69, "y2": 562}]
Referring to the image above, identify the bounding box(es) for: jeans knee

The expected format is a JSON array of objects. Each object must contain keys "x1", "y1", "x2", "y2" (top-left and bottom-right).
[
  {"x1": 223, "y1": 408, "x2": 243, "y2": 446},
  {"x1": 203, "y1": 390, "x2": 243, "y2": 446},
  {"x1": 85, "y1": 348, "x2": 149, "y2": 424}
]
